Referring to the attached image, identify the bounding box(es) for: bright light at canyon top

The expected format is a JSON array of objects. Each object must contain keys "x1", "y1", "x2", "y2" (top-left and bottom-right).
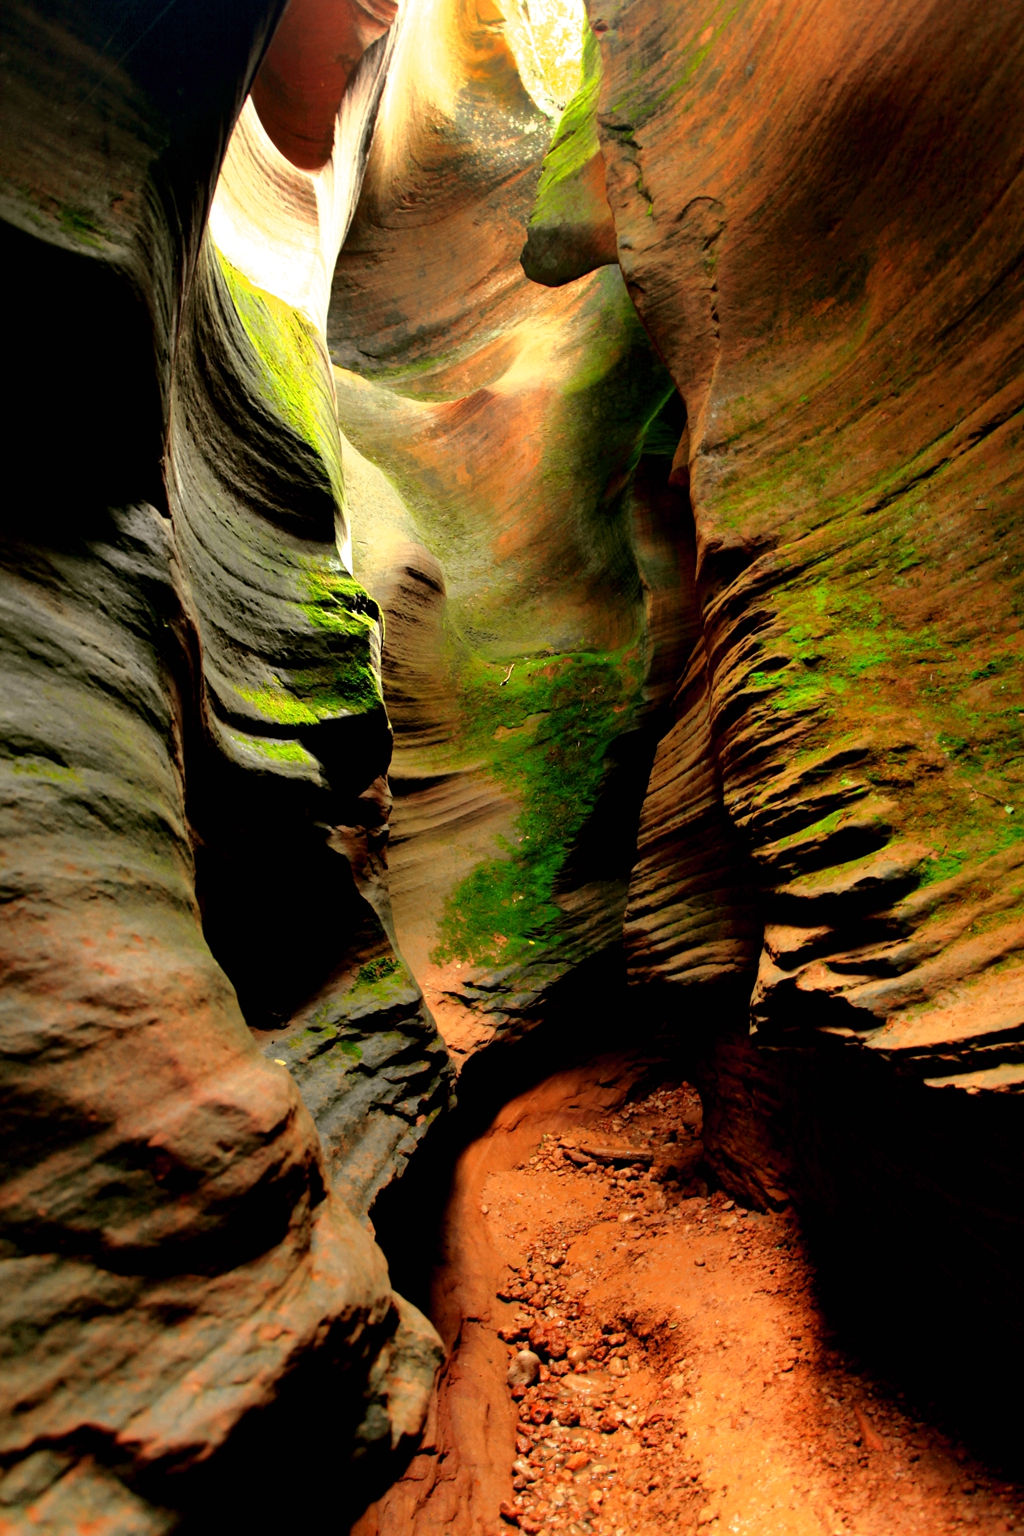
[
  {"x1": 212, "y1": 0, "x2": 587, "y2": 333},
  {"x1": 251, "y1": 0, "x2": 586, "y2": 176},
  {"x1": 499, "y1": 0, "x2": 588, "y2": 116},
  {"x1": 209, "y1": 0, "x2": 589, "y2": 571}
]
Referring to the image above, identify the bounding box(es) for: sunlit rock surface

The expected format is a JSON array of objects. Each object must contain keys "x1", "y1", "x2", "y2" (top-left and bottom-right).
[
  {"x1": 4, "y1": 0, "x2": 1024, "y2": 1524},
  {"x1": 589, "y1": 0, "x2": 1024, "y2": 1090},
  {"x1": 328, "y1": 0, "x2": 688, "y2": 1068},
  {"x1": 567, "y1": 0, "x2": 1024, "y2": 1409},
  {"x1": 520, "y1": 22, "x2": 618, "y2": 286},
  {"x1": 200, "y1": 4, "x2": 455, "y2": 1213}
]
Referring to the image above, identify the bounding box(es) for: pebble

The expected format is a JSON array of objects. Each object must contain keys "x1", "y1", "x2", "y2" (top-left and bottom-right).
[
  {"x1": 486, "y1": 1085, "x2": 1009, "y2": 1536},
  {"x1": 507, "y1": 1351, "x2": 541, "y2": 1389}
]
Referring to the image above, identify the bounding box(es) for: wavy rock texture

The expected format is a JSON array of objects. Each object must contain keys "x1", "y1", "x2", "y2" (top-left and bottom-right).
[
  {"x1": 0, "y1": 2, "x2": 445, "y2": 1529},
  {"x1": 591, "y1": 0, "x2": 1024, "y2": 1088},
  {"x1": 172, "y1": 240, "x2": 453, "y2": 1217},
  {"x1": 327, "y1": 0, "x2": 693, "y2": 1069},
  {"x1": 544, "y1": 0, "x2": 1024, "y2": 1407},
  {"x1": 6, "y1": 0, "x2": 1024, "y2": 1521}
]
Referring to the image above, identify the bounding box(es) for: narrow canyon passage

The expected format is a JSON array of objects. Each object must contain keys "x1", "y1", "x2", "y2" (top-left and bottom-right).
[
  {"x1": 3, "y1": 0, "x2": 1023, "y2": 1532},
  {"x1": 364, "y1": 1061, "x2": 1024, "y2": 1536}
]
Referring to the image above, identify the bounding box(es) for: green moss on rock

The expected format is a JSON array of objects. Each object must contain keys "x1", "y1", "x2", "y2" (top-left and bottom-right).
[
  {"x1": 356, "y1": 956, "x2": 401, "y2": 986},
  {"x1": 242, "y1": 736, "x2": 315, "y2": 764},
  {"x1": 431, "y1": 647, "x2": 642, "y2": 967},
  {"x1": 237, "y1": 658, "x2": 382, "y2": 724},
  {"x1": 215, "y1": 249, "x2": 344, "y2": 508},
  {"x1": 528, "y1": 21, "x2": 602, "y2": 230},
  {"x1": 300, "y1": 564, "x2": 382, "y2": 648}
]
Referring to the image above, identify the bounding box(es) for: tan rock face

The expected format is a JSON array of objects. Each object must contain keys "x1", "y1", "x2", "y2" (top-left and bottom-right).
[
  {"x1": 5, "y1": 0, "x2": 1024, "y2": 1524},
  {"x1": 328, "y1": 0, "x2": 685, "y2": 1058},
  {"x1": 590, "y1": 0, "x2": 1024, "y2": 1085}
]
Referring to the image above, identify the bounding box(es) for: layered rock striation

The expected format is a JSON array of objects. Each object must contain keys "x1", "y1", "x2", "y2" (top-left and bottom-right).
[
  {"x1": 4, "y1": 0, "x2": 1024, "y2": 1522},
  {"x1": 0, "y1": 2, "x2": 447, "y2": 1528},
  {"x1": 588, "y1": 0, "x2": 1024, "y2": 1089},
  {"x1": 551, "y1": 0, "x2": 1024, "y2": 1403},
  {"x1": 327, "y1": 0, "x2": 689, "y2": 1069}
]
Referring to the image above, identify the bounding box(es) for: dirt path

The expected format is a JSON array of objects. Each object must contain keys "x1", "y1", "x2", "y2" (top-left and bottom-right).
[{"x1": 357, "y1": 1061, "x2": 1024, "y2": 1536}]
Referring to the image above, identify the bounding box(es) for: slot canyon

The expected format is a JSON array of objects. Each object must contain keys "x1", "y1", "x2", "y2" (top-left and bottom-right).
[{"x1": 1, "y1": 0, "x2": 1023, "y2": 1532}]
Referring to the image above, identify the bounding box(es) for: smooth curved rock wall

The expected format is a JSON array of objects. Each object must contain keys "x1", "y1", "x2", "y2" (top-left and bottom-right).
[
  {"x1": 170, "y1": 240, "x2": 453, "y2": 1214},
  {"x1": 6, "y1": 0, "x2": 1024, "y2": 1516},
  {"x1": 550, "y1": 0, "x2": 1024, "y2": 1410},
  {"x1": 327, "y1": 0, "x2": 691, "y2": 1069},
  {"x1": 0, "y1": 2, "x2": 445, "y2": 1527},
  {"x1": 590, "y1": 0, "x2": 1024, "y2": 1089}
]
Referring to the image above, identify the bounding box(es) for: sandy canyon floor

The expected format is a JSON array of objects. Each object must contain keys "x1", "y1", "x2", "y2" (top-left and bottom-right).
[{"x1": 464, "y1": 1077, "x2": 1023, "y2": 1536}]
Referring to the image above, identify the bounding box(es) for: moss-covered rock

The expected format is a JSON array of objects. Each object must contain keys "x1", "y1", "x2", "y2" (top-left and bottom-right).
[{"x1": 520, "y1": 21, "x2": 619, "y2": 285}]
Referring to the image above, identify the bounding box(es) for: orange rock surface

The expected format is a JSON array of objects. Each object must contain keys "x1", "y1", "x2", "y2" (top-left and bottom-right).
[
  {"x1": 360, "y1": 1062, "x2": 1024, "y2": 1535},
  {"x1": 589, "y1": 0, "x2": 1024, "y2": 1081},
  {"x1": 4, "y1": 0, "x2": 1024, "y2": 1527}
]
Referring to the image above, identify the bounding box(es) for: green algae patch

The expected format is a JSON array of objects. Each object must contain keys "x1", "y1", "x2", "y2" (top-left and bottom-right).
[
  {"x1": 736, "y1": 526, "x2": 1024, "y2": 895},
  {"x1": 237, "y1": 658, "x2": 381, "y2": 724},
  {"x1": 8, "y1": 756, "x2": 81, "y2": 782},
  {"x1": 58, "y1": 203, "x2": 109, "y2": 248},
  {"x1": 235, "y1": 683, "x2": 321, "y2": 726},
  {"x1": 919, "y1": 848, "x2": 970, "y2": 886},
  {"x1": 215, "y1": 248, "x2": 344, "y2": 507},
  {"x1": 227, "y1": 560, "x2": 383, "y2": 726},
  {"x1": 356, "y1": 956, "x2": 401, "y2": 986},
  {"x1": 301, "y1": 565, "x2": 381, "y2": 637},
  {"x1": 243, "y1": 736, "x2": 315, "y2": 765},
  {"x1": 528, "y1": 21, "x2": 602, "y2": 230},
  {"x1": 431, "y1": 648, "x2": 642, "y2": 967},
  {"x1": 291, "y1": 661, "x2": 381, "y2": 717},
  {"x1": 233, "y1": 644, "x2": 382, "y2": 727},
  {"x1": 770, "y1": 807, "x2": 844, "y2": 853},
  {"x1": 296, "y1": 566, "x2": 384, "y2": 715}
]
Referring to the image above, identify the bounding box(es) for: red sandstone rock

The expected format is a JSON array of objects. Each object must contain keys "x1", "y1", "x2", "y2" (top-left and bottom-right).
[
  {"x1": 328, "y1": 0, "x2": 681, "y2": 1058},
  {"x1": 594, "y1": 0, "x2": 1024, "y2": 1085},
  {"x1": 251, "y1": 0, "x2": 397, "y2": 170},
  {"x1": 7, "y1": 0, "x2": 1024, "y2": 1523}
]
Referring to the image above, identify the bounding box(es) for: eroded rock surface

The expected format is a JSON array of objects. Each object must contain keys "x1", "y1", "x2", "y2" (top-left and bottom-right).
[
  {"x1": 340, "y1": 0, "x2": 1024, "y2": 1462},
  {"x1": 328, "y1": 0, "x2": 691, "y2": 1069},
  {"x1": 588, "y1": 0, "x2": 1024, "y2": 1086},
  {"x1": 5, "y1": 0, "x2": 1024, "y2": 1523},
  {"x1": 530, "y1": 0, "x2": 1024, "y2": 1420},
  {"x1": 0, "y1": 2, "x2": 443, "y2": 1528}
]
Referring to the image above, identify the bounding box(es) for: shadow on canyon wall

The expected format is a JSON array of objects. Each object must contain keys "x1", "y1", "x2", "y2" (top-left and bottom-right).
[{"x1": 373, "y1": 974, "x2": 1024, "y2": 1484}]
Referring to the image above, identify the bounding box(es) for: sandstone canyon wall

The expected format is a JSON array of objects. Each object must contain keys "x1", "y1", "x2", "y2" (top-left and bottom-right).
[
  {"x1": 327, "y1": 0, "x2": 688, "y2": 1069},
  {"x1": 0, "y1": 3, "x2": 447, "y2": 1530},
  {"x1": 1, "y1": 0, "x2": 1023, "y2": 1529},
  {"x1": 525, "y1": 0, "x2": 1024, "y2": 1414}
]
